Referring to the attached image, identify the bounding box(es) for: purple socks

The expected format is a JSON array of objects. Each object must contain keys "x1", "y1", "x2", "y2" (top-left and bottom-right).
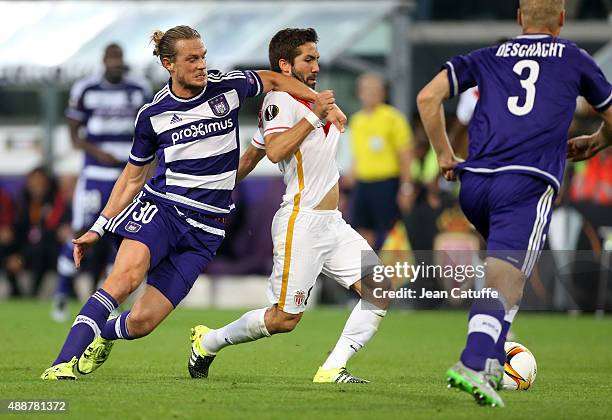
[
  {"x1": 460, "y1": 295, "x2": 505, "y2": 371},
  {"x1": 102, "y1": 311, "x2": 133, "y2": 340},
  {"x1": 52, "y1": 289, "x2": 118, "y2": 365}
]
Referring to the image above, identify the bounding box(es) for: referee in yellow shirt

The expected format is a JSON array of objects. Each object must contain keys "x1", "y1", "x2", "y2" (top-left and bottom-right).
[{"x1": 349, "y1": 73, "x2": 414, "y2": 249}]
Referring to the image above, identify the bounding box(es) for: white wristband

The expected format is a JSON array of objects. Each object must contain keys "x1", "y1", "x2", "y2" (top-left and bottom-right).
[
  {"x1": 305, "y1": 112, "x2": 321, "y2": 129},
  {"x1": 90, "y1": 215, "x2": 108, "y2": 237}
]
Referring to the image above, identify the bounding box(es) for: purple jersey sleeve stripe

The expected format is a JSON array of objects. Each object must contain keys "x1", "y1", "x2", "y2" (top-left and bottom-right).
[
  {"x1": 129, "y1": 153, "x2": 155, "y2": 166},
  {"x1": 444, "y1": 61, "x2": 458, "y2": 97},
  {"x1": 247, "y1": 70, "x2": 263, "y2": 96},
  {"x1": 65, "y1": 108, "x2": 86, "y2": 121},
  {"x1": 594, "y1": 90, "x2": 612, "y2": 111}
]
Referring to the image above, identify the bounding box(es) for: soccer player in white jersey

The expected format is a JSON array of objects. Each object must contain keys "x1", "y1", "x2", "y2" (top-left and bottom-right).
[
  {"x1": 40, "y1": 25, "x2": 346, "y2": 380},
  {"x1": 188, "y1": 28, "x2": 386, "y2": 384}
]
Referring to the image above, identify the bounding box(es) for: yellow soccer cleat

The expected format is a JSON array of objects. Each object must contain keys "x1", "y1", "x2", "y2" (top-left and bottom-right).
[
  {"x1": 313, "y1": 366, "x2": 369, "y2": 383},
  {"x1": 77, "y1": 336, "x2": 114, "y2": 375},
  {"x1": 40, "y1": 357, "x2": 78, "y2": 380},
  {"x1": 188, "y1": 325, "x2": 216, "y2": 378}
]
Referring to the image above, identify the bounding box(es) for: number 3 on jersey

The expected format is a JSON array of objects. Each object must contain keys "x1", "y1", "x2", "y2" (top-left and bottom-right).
[
  {"x1": 132, "y1": 202, "x2": 158, "y2": 224},
  {"x1": 508, "y1": 60, "x2": 540, "y2": 116}
]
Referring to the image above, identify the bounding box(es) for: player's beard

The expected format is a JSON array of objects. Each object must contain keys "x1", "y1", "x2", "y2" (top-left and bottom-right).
[
  {"x1": 292, "y1": 69, "x2": 316, "y2": 89},
  {"x1": 177, "y1": 73, "x2": 207, "y2": 96}
]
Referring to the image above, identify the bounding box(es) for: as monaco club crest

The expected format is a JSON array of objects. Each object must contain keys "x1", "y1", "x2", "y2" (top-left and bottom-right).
[
  {"x1": 209, "y1": 94, "x2": 230, "y2": 117},
  {"x1": 294, "y1": 290, "x2": 306, "y2": 307}
]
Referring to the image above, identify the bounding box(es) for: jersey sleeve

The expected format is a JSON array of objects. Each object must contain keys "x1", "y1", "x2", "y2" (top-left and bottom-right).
[
  {"x1": 251, "y1": 127, "x2": 266, "y2": 150},
  {"x1": 260, "y1": 92, "x2": 299, "y2": 137},
  {"x1": 128, "y1": 111, "x2": 157, "y2": 166},
  {"x1": 65, "y1": 80, "x2": 88, "y2": 122},
  {"x1": 230, "y1": 70, "x2": 263, "y2": 101},
  {"x1": 443, "y1": 53, "x2": 478, "y2": 98},
  {"x1": 578, "y1": 49, "x2": 612, "y2": 112}
]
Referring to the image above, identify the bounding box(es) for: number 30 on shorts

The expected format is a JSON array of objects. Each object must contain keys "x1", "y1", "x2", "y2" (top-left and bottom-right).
[{"x1": 132, "y1": 202, "x2": 159, "y2": 224}]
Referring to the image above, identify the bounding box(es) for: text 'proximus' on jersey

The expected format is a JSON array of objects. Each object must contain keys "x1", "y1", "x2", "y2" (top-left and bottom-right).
[{"x1": 129, "y1": 70, "x2": 263, "y2": 216}]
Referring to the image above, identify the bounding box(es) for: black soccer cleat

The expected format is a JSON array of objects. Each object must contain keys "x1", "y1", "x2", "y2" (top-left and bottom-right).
[{"x1": 188, "y1": 325, "x2": 216, "y2": 378}]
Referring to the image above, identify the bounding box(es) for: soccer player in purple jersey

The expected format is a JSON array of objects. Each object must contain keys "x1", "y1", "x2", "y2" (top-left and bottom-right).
[
  {"x1": 417, "y1": 0, "x2": 612, "y2": 407},
  {"x1": 41, "y1": 25, "x2": 346, "y2": 381},
  {"x1": 52, "y1": 44, "x2": 151, "y2": 323}
]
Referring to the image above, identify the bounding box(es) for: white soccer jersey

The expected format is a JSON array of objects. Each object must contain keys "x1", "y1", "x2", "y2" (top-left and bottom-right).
[
  {"x1": 253, "y1": 91, "x2": 340, "y2": 210},
  {"x1": 456, "y1": 86, "x2": 479, "y2": 125}
]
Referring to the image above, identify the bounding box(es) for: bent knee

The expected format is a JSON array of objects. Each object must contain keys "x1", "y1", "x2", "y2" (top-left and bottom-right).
[{"x1": 103, "y1": 270, "x2": 143, "y2": 301}]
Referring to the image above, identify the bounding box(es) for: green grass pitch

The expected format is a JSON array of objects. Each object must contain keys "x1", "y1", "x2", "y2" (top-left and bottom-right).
[{"x1": 1, "y1": 301, "x2": 611, "y2": 419}]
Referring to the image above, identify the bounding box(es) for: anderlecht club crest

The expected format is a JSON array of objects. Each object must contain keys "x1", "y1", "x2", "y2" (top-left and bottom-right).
[{"x1": 209, "y1": 94, "x2": 230, "y2": 117}]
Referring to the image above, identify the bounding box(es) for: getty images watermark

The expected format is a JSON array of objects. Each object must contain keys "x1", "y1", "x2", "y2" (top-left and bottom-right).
[
  {"x1": 370, "y1": 260, "x2": 497, "y2": 300},
  {"x1": 359, "y1": 249, "x2": 612, "y2": 311}
]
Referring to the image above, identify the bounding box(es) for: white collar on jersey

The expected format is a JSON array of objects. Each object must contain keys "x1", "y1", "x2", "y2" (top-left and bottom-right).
[
  {"x1": 167, "y1": 79, "x2": 208, "y2": 103},
  {"x1": 516, "y1": 34, "x2": 553, "y2": 39}
]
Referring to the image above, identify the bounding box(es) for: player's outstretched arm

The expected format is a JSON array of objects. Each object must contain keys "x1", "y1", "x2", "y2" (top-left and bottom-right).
[
  {"x1": 264, "y1": 90, "x2": 335, "y2": 163},
  {"x1": 256, "y1": 70, "x2": 345, "y2": 132},
  {"x1": 257, "y1": 70, "x2": 316, "y2": 101},
  {"x1": 567, "y1": 107, "x2": 612, "y2": 161},
  {"x1": 237, "y1": 144, "x2": 267, "y2": 183},
  {"x1": 417, "y1": 70, "x2": 463, "y2": 181},
  {"x1": 72, "y1": 162, "x2": 151, "y2": 267}
]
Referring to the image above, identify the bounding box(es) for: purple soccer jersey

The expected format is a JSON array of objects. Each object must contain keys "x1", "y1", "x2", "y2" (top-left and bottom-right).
[
  {"x1": 129, "y1": 70, "x2": 263, "y2": 217},
  {"x1": 444, "y1": 34, "x2": 612, "y2": 191},
  {"x1": 105, "y1": 69, "x2": 262, "y2": 305},
  {"x1": 66, "y1": 75, "x2": 151, "y2": 169}
]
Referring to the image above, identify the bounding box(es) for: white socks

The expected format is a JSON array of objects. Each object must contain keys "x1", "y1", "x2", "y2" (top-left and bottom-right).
[
  {"x1": 202, "y1": 308, "x2": 270, "y2": 354},
  {"x1": 202, "y1": 300, "x2": 386, "y2": 366},
  {"x1": 321, "y1": 300, "x2": 386, "y2": 370}
]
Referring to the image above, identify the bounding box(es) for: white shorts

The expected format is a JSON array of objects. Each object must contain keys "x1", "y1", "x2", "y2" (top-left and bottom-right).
[{"x1": 267, "y1": 206, "x2": 377, "y2": 314}]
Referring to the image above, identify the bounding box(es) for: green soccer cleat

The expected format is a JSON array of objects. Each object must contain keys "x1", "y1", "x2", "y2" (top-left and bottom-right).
[
  {"x1": 446, "y1": 360, "x2": 505, "y2": 407},
  {"x1": 77, "y1": 336, "x2": 115, "y2": 375},
  {"x1": 40, "y1": 357, "x2": 78, "y2": 380},
  {"x1": 313, "y1": 366, "x2": 369, "y2": 383},
  {"x1": 188, "y1": 325, "x2": 216, "y2": 378}
]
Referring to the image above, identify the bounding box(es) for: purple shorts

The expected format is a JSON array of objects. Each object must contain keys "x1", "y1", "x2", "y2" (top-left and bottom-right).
[
  {"x1": 105, "y1": 191, "x2": 225, "y2": 307},
  {"x1": 459, "y1": 171, "x2": 556, "y2": 277},
  {"x1": 73, "y1": 177, "x2": 115, "y2": 231}
]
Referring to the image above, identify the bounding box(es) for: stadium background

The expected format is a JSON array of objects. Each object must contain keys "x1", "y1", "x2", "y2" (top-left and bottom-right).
[
  {"x1": 0, "y1": 2, "x2": 611, "y2": 417},
  {"x1": 1, "y1": 0, "x2": 610, "y2": 312}
]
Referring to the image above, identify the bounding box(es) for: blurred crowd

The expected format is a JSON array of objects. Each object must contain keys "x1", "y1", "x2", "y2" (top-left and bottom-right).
[{"x1": 0, "y1": 168, "x2": 72, "y2": 297}]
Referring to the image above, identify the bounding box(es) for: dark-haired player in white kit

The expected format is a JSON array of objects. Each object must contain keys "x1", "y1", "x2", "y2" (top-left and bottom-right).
[{"x1": 188, "y1": 28, "x2": 385, "y2": 384}]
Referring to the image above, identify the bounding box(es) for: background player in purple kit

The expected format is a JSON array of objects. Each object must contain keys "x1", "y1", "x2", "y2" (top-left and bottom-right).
[
  {"x1": 417, "y1": 0, "x2": 612, "y2": 407},
  {"x1": 52, "y1": 44, "x2": 151, "y2": 322},
  {"x1": 41, "y1": 25, "x2": 345, "y2": 380}
]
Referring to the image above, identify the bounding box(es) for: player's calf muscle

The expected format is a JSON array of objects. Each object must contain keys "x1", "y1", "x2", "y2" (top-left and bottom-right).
[
  {"x1": 484, "y1": 258, "x2": 525, "y2": 308},
  {"x1": 126, "y1": 311, "x2": 160, "y2": 337},
  {"x1": 264, "y1": 306, "x2": 302, "y2": 334}
]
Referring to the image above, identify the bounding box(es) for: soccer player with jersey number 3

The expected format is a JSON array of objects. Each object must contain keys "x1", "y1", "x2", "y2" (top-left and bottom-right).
[
  {"x1": 417, "y1": 0, "x2": 612, "y2": 407},
  {"x1": 41, "y1": 25, "x2": 347, "y2": 381}
]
